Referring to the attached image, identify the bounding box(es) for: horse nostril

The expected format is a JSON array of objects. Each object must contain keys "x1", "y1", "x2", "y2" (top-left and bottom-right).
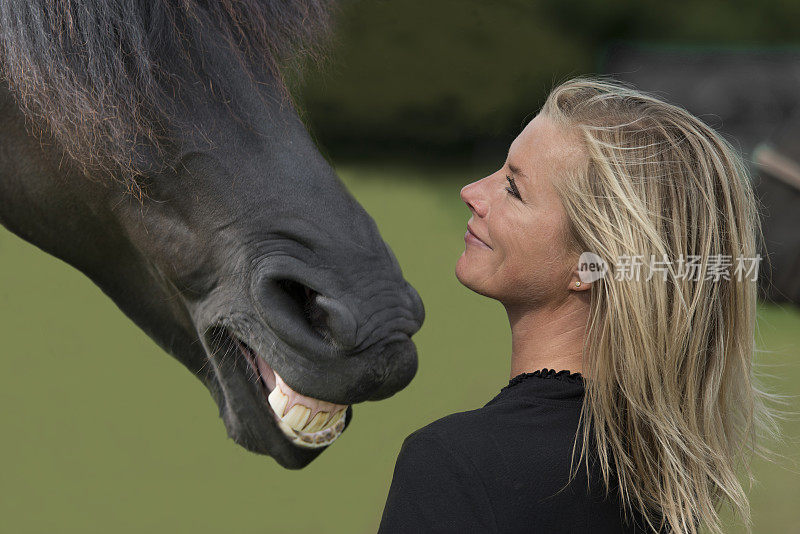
[
  {"x1": 275, "y1": 279, "x2": 328, "y2": 336},
  {"x1": 274, "y1": 279, "x2": 358, "y2": 350},
  {"x1": 314, "y1": 294, "x2": 359, "y2": 350}
]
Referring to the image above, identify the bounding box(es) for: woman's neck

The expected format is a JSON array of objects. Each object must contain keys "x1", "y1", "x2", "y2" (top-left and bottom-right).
[{"x1": 504, "y1": 293, "x2": 590, "y2": 379}]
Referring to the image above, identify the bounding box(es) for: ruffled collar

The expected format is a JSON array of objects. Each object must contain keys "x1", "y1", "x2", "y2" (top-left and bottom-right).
[
  {"x1": 503, "y1": 368, "x2": 584, "y2": 391},
  {"x1": 484, "y1": 368, "x2": 584, "y2": 405}
]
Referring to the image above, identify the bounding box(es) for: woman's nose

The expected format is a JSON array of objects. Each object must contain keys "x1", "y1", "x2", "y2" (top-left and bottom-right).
[{"x1": 460, "y1": 181, "x2": 488, "y2": 217}]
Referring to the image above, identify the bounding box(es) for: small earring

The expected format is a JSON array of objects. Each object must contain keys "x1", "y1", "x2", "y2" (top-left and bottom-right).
[{"x1": 575, "y1": 281, "x2": 582, "y2": 287}]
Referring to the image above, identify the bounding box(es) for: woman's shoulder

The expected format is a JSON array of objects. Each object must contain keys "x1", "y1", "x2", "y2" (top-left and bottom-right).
[
  {"x1": 413, "y1": 386, "x2": 584, "y2": 448},
  {"x1": 393, "y1": 404, "x2": 644, "y2": 533},
  {"x1": 406, "y1": 396, "x2": 582, "y2": 471}
]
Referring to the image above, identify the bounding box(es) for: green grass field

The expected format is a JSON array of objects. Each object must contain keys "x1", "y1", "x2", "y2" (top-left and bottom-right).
[{"x1": 1, "y1": 164, "x2": 798, "y2": 533}]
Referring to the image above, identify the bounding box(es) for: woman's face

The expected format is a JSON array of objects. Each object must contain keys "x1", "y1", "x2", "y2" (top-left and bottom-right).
[{"x1": 456, "y1": 113, "x2": 587, "y2": 308}]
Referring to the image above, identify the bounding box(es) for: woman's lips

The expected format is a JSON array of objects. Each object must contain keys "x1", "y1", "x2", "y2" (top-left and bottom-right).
[{"x1": 465, "y1": 227, "x2": 492, "y2": 250}]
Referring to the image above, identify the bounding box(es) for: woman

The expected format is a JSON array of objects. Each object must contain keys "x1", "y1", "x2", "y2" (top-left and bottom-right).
[{"x1": 377, "y1": 78, "x2": 776, "y2": 533}]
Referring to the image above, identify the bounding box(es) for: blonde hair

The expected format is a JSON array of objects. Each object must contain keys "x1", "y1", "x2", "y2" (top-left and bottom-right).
[{"x1": 541, "y1": 77, "x2": 781, "y2": 533}]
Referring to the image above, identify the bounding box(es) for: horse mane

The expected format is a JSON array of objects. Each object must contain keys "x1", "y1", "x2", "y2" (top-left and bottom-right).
[{"x1": 0, "y1": 0, "x2": 333, "y2": 191}]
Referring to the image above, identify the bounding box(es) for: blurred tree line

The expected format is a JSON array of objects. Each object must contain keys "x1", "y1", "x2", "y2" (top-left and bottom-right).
[{"x1": 294, "y1": 0, "x2": 800, "y2": 160}]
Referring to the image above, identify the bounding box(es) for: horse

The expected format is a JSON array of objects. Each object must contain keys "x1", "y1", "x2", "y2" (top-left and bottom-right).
[{"x1": 0, "y1": 0, "x2": 424, "y2": 469}]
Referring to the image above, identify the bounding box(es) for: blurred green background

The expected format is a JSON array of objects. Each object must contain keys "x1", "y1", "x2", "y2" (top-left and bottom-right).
[
  {"x1": 1, "y1": 166, "x2": 799, "y2": 533},
  {"x1": 3, "y1": 0, "x2": 800, "y2": 532}
]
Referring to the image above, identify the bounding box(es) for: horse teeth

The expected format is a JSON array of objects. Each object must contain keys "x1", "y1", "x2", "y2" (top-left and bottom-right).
[
  {"x1": 326, "y1": 409, "x2": 345, "y2": 428},
  {"x1": 264, "y1": 372, "x2": 349, "y2": 447},
  {"x1": 271, "y1": 408, "x2": 347, "y2": 449},
  {"x1": 267, "y1": 387, "x2": 288, "y2": 417},
  {"x1": 303, "y1": 411, "x2": 330, "y2": 433},
  {"x1": 283, "y1": 404, "x2": 310, "y2": 431},
  {"x1": 276, "y1": 417, "x2": 298, "y2": 439}
]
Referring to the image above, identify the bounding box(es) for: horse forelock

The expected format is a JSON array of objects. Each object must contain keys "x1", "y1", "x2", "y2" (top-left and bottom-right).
[{"x1": 0, "y1": 0, "x2": 334, "y2": 192}]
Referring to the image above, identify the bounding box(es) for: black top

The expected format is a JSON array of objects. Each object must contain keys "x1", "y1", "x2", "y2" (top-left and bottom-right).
[{"x1": 377, "y1": 369, "x2": 654, "y2": 533}]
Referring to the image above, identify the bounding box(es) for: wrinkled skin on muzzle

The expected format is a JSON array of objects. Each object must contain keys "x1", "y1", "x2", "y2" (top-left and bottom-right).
[{"x1": 0, "y1": 57, "x2": 424, "y2": 469}]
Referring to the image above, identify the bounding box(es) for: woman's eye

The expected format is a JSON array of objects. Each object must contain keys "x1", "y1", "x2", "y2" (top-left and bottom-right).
[{"x1": 505, "y1": 176, "x2": 522, "y2": 200}]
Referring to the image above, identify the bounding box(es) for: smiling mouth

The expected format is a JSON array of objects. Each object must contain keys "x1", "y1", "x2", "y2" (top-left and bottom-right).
[
  {"x1": 465, "y1": 227, "x2": 492, "y2": 249},
  {"x1": 220, "y1": 328, "x2": 349, "y2": 449}
]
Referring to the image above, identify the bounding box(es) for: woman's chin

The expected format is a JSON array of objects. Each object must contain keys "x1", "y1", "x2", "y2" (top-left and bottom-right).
[
  {"x1": 455, "y1": 256, "x2": 485, "y2": 293},
  {"x1": 455, "y1": 253, "x2": 471, "y2": 284}
]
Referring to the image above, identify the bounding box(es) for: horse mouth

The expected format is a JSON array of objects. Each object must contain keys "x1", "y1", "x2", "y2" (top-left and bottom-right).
[{"x1": 220, "y1": 328, "x2": 349, "y2": 449}]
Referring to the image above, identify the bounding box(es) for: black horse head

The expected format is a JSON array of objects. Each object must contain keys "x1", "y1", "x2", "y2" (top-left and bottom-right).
[{"x1": 0, "y1": 1, "x2": 423, "y2": 468}]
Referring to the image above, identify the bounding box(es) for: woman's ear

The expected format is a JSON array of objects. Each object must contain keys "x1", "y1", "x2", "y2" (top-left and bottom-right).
[
  {"x1": 571, "y1": 251, "x2": 607, "y2": 291},
  {"x1": 568, "y1": 274, "x2": 592, "y2": 292}
]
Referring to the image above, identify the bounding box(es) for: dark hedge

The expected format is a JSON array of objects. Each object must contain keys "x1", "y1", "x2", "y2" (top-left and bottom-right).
[{"x1": 294, "y1": 0, "x2": 800, "y2": 158}]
